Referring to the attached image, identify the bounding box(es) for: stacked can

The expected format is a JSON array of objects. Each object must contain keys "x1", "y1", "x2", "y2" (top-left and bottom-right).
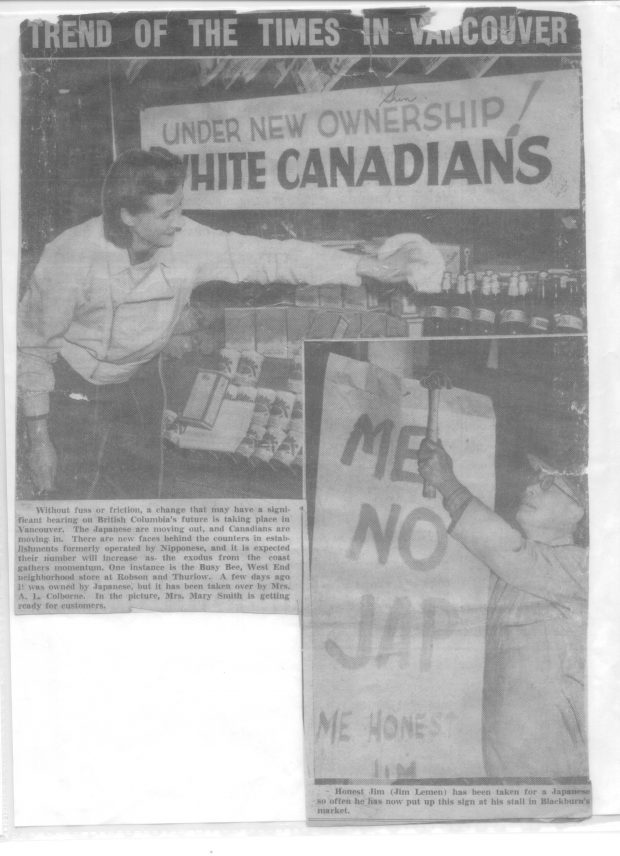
[
  {"x1": 287, "y1": 350, "x2": 303, "y2": 396},
  {"x1": 235, "y1": 386, "x2": 257, "y2": 405},
  {"x1": 233, "y1": 350, "x2": 264, "y2": 387},
  {"x1": 215, "y1": 348, "x2": 242, "y2": 399},
  {"x1": 252, "y1": 390, "x2": 296, "y2": 463},
  {"x1": 235, "y1": 388, "x2": 277, "y2": 458},
  {"x1": 216, "y1": 348, "x2": 241, "y2": 378},
  {"x1": 273, "y1": 395, "x2": 304, "y2": 467}
]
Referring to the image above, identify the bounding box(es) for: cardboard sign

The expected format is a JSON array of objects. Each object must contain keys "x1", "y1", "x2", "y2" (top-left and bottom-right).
[{"x1": 309, "y1": 354, "x2": 496, "y2": 780}]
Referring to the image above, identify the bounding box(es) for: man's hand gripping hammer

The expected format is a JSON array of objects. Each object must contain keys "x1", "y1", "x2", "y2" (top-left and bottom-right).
[{"x1": 420, "y1": 370, "x2": 451, "y2": 499}]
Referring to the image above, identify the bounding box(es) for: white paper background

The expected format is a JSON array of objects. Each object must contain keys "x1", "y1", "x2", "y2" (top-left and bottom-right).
[{"x1": 1, "y1": 0, "x2": 619, "y2": 837}]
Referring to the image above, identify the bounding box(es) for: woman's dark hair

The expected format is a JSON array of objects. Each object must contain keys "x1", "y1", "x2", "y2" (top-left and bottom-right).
[{"x1": 102, "y1": 147, "x2": 186, "y2": 247}]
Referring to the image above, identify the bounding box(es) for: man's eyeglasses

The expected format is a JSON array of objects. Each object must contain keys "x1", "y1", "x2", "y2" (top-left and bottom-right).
[{"x1": 535, "y1": 473, "x2": 580, "y2": 505}]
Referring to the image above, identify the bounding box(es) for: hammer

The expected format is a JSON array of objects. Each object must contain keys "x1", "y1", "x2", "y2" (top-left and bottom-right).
[{"x1": 420, "y1": 370, "x2": 451, "y2": 499}]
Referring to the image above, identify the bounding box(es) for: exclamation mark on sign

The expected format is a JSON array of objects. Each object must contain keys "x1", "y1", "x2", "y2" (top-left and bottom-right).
[{"x1": 507, "y1": 79, "x2": 543, "y2": 137}]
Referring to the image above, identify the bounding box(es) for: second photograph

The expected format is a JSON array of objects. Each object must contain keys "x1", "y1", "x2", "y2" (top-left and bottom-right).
[{"x1": 303, "y1": 335, "x2": 588, "y2": 822}]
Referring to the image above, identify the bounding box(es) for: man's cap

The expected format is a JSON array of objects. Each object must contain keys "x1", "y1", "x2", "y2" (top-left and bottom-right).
[{"x1": 526, "y1": 453, "x2": 587, "y2": 509}]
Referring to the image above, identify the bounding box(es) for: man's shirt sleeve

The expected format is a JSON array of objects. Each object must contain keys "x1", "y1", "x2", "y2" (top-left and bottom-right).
[
  {"x1": 18, "y1": 240, "x2": 82, "y2": 417},
  {"x1": 451, "y1": 497, "x2": 587, "y2": 605}
]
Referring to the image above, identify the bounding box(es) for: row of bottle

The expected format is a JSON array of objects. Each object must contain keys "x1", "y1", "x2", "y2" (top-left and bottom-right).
[{"x1": 422, "y1": 270, "x2": 586, "y2": 337}]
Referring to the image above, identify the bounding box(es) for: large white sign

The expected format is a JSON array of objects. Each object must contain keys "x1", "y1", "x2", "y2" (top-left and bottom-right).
[
  {"x1": 141, "y1": 70, "x2": 580, "y2": 209},
  {"x1": 309, "y1": 354, "x2": 496, "y2": 780}
]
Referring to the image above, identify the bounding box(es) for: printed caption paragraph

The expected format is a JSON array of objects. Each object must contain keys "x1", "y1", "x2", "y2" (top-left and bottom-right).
[
  {"x1": 15, "y1": 499, "x2": 301, "y2": 614},
  {"x1": 309, "y1": 782, "x2": 592, "y2": 822}
]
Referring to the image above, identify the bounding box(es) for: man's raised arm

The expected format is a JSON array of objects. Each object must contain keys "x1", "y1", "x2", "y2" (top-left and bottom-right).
[{"x1": 418, "y1": 438, "x2": 587, "y2": 605}]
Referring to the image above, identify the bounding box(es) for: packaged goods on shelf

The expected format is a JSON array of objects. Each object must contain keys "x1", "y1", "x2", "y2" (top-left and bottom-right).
[
  {"x1": 256, "y1": 307, "x2": 289, "y2": 358},
  {"x1": 164, "y1": 347, "x2": 302, "y2": 472},
  {"x1": 166, "y1": 399, "x2": 255, "y2": 452},
  {"x1": 222, "y1": 307, "x2": 256, "y2": 351},
  {"x1": 319, "y1": 285, "x2": 344, "y2": 308},
  {"x1": 294, "y1": 285, "x2": 321, "y2": 308},
  {"x1": 224, "y1": 306, "x2": 407, "y2": 351},
  {"x1": 342, "y1": 284, "x2": 368, "y2": 310},
  {"x1": 416, "y1": 268, "x2": 586, "y2": 337}
]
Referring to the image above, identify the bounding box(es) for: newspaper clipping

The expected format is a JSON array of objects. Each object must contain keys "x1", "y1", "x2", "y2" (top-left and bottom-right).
[{"x1": 13, "y1": 3, "x2": 590, "y2": 822}]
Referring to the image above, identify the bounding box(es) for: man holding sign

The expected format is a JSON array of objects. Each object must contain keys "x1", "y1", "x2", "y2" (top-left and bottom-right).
[{"x1": 418, "y1": 438, "x2": 588, "y2": 779}]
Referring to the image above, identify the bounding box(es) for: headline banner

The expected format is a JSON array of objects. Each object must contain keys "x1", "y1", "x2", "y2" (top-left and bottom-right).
[
  {"x1": 309, "y1": 354, "x2": 495, "y2": 781},
  {"x1": 21, "y1": 11, "x2": 580, "y2": 58},
  {"x1": 141, "y1": 70, "x2": 580, "y2": 210}
]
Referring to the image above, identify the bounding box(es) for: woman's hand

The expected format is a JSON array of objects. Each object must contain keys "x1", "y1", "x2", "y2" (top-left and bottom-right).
[
  {"x1": 26, "y1": 418, "x2": 57, "y2": 494},
  {"x1": 356, "y1": 252, "x2": 410, "y2": 287}
]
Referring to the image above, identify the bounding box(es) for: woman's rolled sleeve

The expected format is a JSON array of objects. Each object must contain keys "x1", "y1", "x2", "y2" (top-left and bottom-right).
[
  {"x1": 187, "y1": 221, "x2": 362, "y2": 288},
  {"x1": 18, "y1": 244, "x2": 81, "y2": 416}
]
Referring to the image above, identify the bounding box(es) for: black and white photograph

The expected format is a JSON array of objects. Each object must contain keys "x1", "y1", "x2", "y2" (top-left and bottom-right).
[{"x1": 304, "y1": 336, "x2": 589, "y2": 820}]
